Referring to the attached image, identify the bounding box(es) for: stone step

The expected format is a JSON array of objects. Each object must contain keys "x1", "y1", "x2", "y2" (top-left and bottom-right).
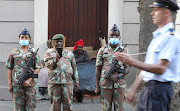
[
  {"x1": 65, "y1": 46, "x2": 93, "y2": 51},
  {"x1": 65, "y1": 46, "x2": 97, "y2": 58},
  {"x1": 87, "y1": 50, "x2": 98, "y2": 58}
]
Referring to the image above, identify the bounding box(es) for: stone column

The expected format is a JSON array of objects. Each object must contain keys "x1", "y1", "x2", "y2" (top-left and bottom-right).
[
  {"x1": 108, "y1": 0, "x2": 123, "y2": 42},
  {"x1": 34, "y1": 0, "x2": 48, "y2": 59}
]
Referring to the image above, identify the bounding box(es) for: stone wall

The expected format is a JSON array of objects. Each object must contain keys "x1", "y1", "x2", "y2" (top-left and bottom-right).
[
  {"x1": 0, "y1": 0, "x2": 34, "y2": 88},
  {"x1": 123, "y1": 0, "x2": 140, "y2": 88}
]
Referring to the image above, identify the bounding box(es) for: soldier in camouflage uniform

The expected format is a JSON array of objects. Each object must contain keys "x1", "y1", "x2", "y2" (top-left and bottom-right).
[
  {"x1": 44, "y1": 34, "x2": 79, "y2": 111},
  {"x1": 95, "y1": 24, "x2": 130, "y2": 111},
  {"x1": 5, "y1": 29, "x2": 42, "y2": 111}
]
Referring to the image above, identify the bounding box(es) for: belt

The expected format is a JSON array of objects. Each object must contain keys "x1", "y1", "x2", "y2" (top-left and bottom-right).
[{"x1": 145, "y1": 80, "x2": 171, "y2": 87}]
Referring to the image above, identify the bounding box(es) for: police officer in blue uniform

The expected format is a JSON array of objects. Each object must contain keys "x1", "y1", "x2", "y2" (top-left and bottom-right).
[{"x1": 114, "y1": 0, "x2": 180, "y2": 111}]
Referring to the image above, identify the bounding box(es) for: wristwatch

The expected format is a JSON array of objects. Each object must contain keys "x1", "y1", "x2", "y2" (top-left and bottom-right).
[{"x1": 118, "y1": 74, "x2": 121, "y2": 79}]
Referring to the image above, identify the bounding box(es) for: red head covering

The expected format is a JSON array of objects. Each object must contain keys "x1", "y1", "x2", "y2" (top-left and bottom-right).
[{"x1": 74, "y1": 39, "x2": 84, "y2": 50}]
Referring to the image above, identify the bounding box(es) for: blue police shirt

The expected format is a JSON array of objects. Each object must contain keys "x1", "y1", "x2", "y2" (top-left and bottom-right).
[{"x1": 142, "y1": 22, "x2": 180, "y2": 83}]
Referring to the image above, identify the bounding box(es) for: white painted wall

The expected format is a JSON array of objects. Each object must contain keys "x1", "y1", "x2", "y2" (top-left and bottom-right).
[
  {"x1": 123, "y1": 1, "x2": 140, "y2": 24},
  {"x1": 0, "y1": 1, "x2": 33, "y2": 21},
  {"x1": 108, "y1": 0, "x2": 123, "y2": 39},
  {"x1": 34, "y1": 0, "x2": 48, "y2": 60},
  {"x1": 123, "y1": 0, "x2": 140, "y2": 59},
  {"x1": 122, "y1": 0, "x2": 140, "y2": 92},
  {"x1": 0, "y1": 0, "x2": 34, "y2": 62},
  {"x1": 0, "y1": 23, "x2": 34, "y2": 43},
  {"x1": 123, "y1": 1, "x2": 140, "y2": 45}
]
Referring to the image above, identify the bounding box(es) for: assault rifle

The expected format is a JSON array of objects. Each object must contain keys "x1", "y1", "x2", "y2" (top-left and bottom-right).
[
  {"x1": 104, "y1": 44, "x2": 127, "y2": 79},
  {"x1": 18, "y1": 48, "x2": 39, "y2": 85}
]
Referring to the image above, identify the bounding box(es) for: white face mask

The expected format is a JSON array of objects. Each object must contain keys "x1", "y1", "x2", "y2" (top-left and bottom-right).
[
  {"x1": 109, "y1": 38, "x2": 119, "y2": 45},
  {"x1": 19, "y1": 40, "x2": 29, "y2": 46}
]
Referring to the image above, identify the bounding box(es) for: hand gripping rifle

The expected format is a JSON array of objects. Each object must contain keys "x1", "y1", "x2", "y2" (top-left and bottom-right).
[
  {"x1": 104, "y1": 44, "x2": 127, "y2": 79},
  {"x1": 18, "y1": 48, "x2": 39, "y2": 85}
]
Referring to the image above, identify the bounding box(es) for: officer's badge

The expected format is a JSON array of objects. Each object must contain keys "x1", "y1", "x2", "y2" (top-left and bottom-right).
[{"x1": 169, "y1": 28, "x2": 174, "y2": 35}]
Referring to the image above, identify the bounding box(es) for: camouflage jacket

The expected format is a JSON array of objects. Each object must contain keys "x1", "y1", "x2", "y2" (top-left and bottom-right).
[
  {"x1": 96, "y1": 44, "x2": 127, "y2": 89},
  {"x1": 44, "y1": 48, "x2": 79, "y2": 84},
  {"x1": 5, "y1": 46, "x2": 42, "y2": 86}
]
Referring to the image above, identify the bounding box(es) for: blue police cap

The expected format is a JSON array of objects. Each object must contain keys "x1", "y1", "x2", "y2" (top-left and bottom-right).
[
  {"x1": 19, "y1": 28, "x2": 31, "y2": 38},
  {"x1": 149, "y1": 0, "x2": 179, "y2": 11},
  {"x1": 110, "y1": 24, "x2": 120, "y2": 32}
]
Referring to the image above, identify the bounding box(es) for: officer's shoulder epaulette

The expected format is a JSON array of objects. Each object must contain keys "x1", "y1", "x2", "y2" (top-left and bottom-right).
[
  {"x1": 16, "y1": 47, "x2": 20, "y2": 51},
  {"x1": 29, "y1": 47, "x2": 32, "y2": 50},
  {"x1": 11, "y1": 47, "x2": 20, "y2": 55},
  {"x1": 105, "y1": 44, "x2": 109, "y2": 48},
  {"x1": 169, "y1": 28, "x2": 174, "y2": 35}
]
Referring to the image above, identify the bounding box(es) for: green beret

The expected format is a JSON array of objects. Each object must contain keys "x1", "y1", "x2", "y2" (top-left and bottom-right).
[{"x1": 52, "y1": 34, "x2": 64, "y2": 40}]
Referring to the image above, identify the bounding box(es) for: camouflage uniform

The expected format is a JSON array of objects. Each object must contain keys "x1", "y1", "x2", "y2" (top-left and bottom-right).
[
  {"x1": 44, "y1": 48, "x2": 79, "y2": 111},
  {"x1": 5, "y1": 46, "x2": 42, "y2": 111},
  {"x1": 96, "y1": 44, "x2": 127, "y2": 111}
]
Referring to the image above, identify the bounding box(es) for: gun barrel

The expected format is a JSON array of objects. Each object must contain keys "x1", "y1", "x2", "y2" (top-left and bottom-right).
[
  {"x1": 121, "y1": 44, "x2": 127, "y2": 52},
  {"x1": 35, "y1": 48, "x2": 39, "y2": 55}
]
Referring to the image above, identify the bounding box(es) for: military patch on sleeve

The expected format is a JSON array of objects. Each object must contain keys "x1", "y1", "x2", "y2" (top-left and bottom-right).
[
  {"x1": 169, "y1": 28, "x2": 174, "y2": 35},
  {"x1": 14, "y1": 47, "x2": 20, "y2": 55},
  {"x1": 105, "y1": 44, "x2": 109, "y2": 48},
  {"x1": 15, "y1": 51, "x2": 20, "y2": 54}
]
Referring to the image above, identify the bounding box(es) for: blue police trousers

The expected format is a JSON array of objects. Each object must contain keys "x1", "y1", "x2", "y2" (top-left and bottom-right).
[{"x1": 137, "y1": 80, "x2": 173, "y2": 111}]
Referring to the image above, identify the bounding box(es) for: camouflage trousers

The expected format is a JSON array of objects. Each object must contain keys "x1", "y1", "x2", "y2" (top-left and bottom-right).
[
  {"x1": 48, "y1": 83, "x2": 73, "y2": 111},
  {"x1": 100, "y1": 87, "x2": 125, "y2": 111},
  {"x1": 13, "y1": 85, "x2": 37, "y2": 111}
]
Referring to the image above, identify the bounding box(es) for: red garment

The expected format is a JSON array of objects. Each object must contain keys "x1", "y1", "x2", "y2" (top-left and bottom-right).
[{"x1": 74, "y1": 39, "x2": 84, "y2": 50}]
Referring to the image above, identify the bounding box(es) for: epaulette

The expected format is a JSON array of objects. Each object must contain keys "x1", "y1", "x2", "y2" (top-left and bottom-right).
[
  {"x1": 29, "y1": 47, "x2": 32, "y2": 50},
  {"x1": 13, "y1": 47, "x2": 20, "y2": 55},
  {"x1": 16, "y1": 47, "x2": 20, "y2": 51},
  {"x1": 105, "y1": 44, "x2": 109, "y2": 48},
  {"x1": 169, "y1": 28, "x2": 174, "y2": 35}
]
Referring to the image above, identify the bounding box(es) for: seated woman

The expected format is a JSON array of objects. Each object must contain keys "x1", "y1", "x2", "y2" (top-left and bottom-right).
[
  {"x1": 73, "y1": 39, "x2": 90, "y2": 63},
  {"x1": 73, "y1": 39, "x2": 97, "y2": 102}
]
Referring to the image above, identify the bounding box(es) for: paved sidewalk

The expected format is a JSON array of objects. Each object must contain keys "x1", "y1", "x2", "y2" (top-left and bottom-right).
[
  {"x1": 0, "y1": 100, "x2": 135, "y2": 111},
  {"x1": 0, "y1": 100, "x2": 102, "y2": 111},
  {"x1": 0, "y1": 86, "x2": 133, "y2": 111}
]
